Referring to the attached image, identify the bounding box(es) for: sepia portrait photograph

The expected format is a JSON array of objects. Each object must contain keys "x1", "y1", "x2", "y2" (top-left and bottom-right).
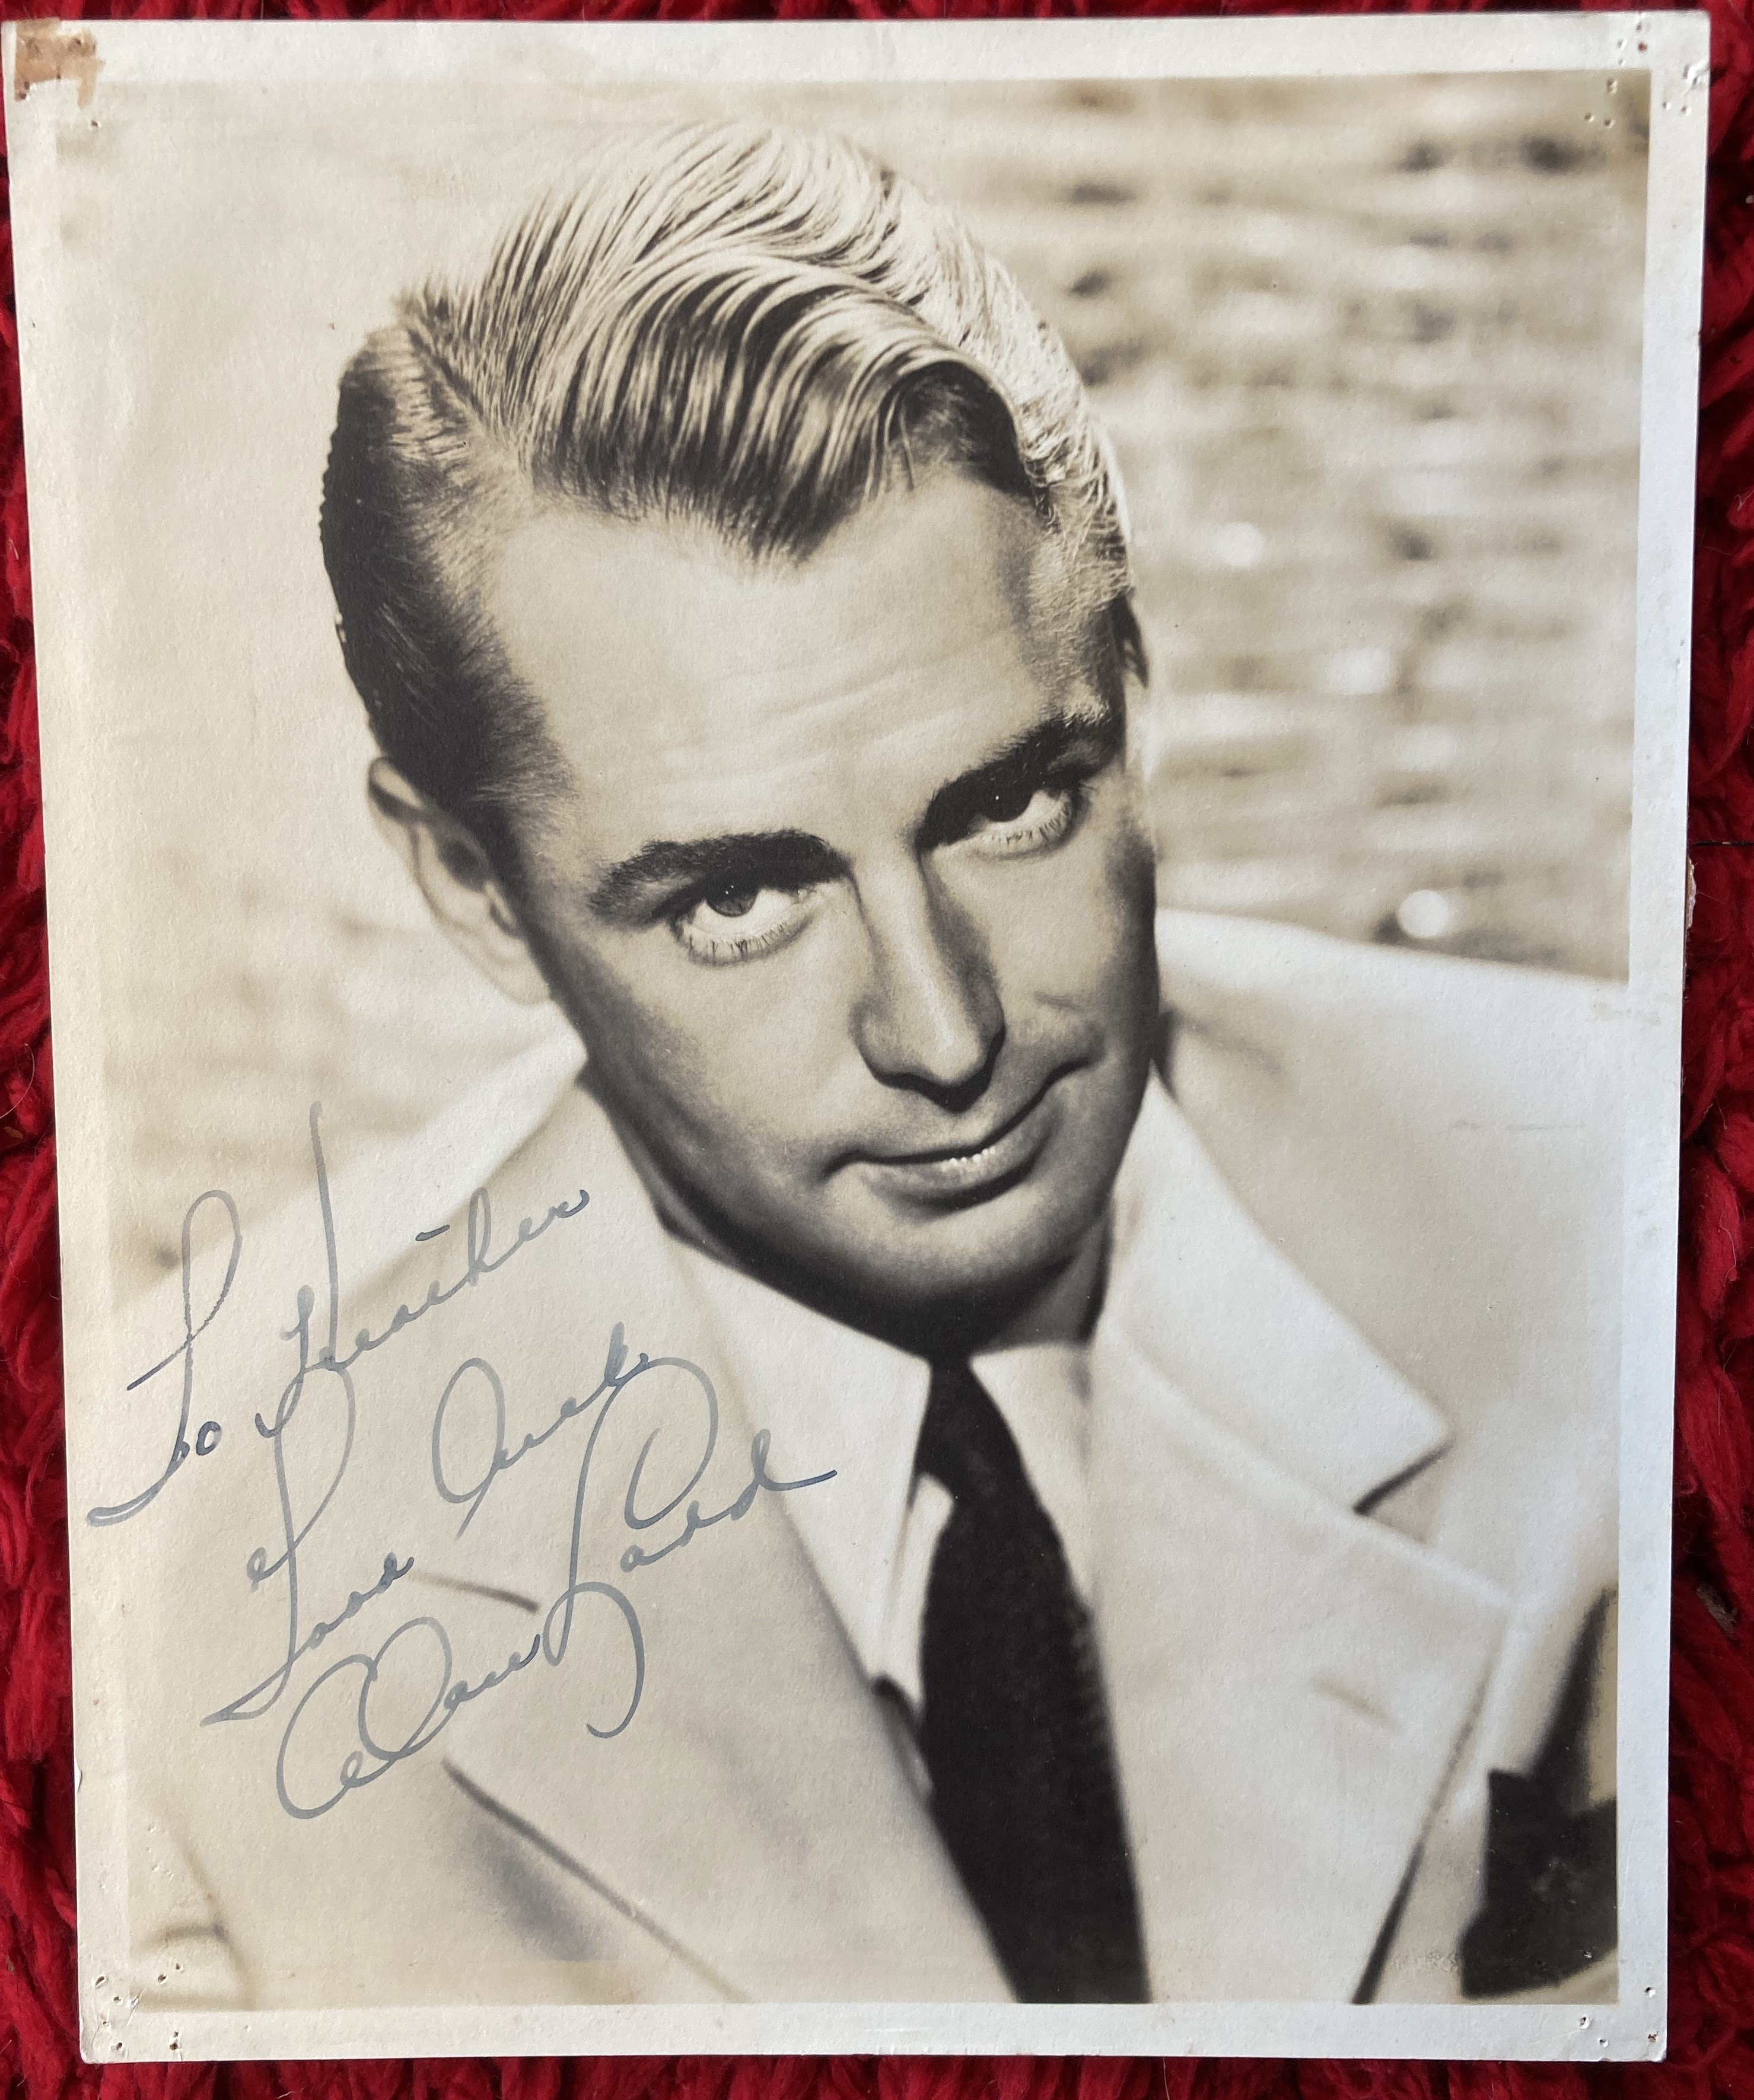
[{"x1": 2, "y1": 11, "x2": 1706, "y2": 2063}]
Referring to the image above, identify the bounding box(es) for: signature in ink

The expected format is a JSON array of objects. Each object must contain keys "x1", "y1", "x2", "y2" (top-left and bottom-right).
[
  {"x1": 89, "y1": 1097, "x2": 837, "y2": 1818},
  {"x1": 273, "y1": 1588, "x2": 644, "y2": 1822},
  {"x1": 269, "y1": 1339, "x2": 833, "y2": 1819},
  {"x1": 193, "y1": 1100, "x2": 597, "y2": 1732},
  {"x1": 90, "y1": 1099, "x2": 590, "y2": 1532},
  {"x1": 86, "y1": 1189, "x2": 243, "y2": 1527}
]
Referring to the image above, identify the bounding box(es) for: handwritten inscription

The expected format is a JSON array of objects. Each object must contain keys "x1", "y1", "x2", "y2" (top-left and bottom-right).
[
  {"x1": 96, "y1": 1102, "x2": 835, "y2": 1818},
  {"x1": 87, "y1": 1188, "x2": 242, "y2": 1528}
]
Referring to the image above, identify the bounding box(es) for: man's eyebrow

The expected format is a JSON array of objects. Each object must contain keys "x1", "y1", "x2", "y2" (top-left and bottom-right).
[
  {"x1": 588, "y1": 706, "x2": 1119, "y2": 918},
  {"x1": 916, "y1": 704, "x2": 1122, "y2": 849},
  {"x1": 588, "y1": 828, "x2": 845, "y2": 917}
]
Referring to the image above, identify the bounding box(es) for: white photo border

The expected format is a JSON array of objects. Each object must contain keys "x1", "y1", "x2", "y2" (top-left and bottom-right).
[{"x1": 4, "y1": 10, "x2": 1707, "y2": 2062}]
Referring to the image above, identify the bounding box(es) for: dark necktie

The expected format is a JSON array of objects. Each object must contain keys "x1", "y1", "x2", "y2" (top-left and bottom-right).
[{"x1": 913, "y1": 1359, "x2": 1148, "y2": 2002}]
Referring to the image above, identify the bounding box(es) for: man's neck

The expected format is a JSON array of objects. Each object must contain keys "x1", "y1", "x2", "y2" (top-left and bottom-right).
[{"x1": 974, "y1": 1219, "x2": 1109, "y2": 1352}]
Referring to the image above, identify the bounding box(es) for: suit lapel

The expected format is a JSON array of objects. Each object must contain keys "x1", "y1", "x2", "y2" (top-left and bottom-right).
[
  {"x1": 397, "y1": 1081, "x2": 1003, "y2": 2003},
  {"x1": 1089, "y1": 1088, "x2": 1511, "y2": 2000}
]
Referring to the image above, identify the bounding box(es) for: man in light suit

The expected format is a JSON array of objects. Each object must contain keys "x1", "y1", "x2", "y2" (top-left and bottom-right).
[{"x1": 129, "y1": 121, "x2": 1619, "y2": 2017}]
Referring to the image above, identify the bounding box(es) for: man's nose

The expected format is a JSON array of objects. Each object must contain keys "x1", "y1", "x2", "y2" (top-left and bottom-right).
[{"x1": 849, "y1": 867, "x2": 1005, "y2": 1105}]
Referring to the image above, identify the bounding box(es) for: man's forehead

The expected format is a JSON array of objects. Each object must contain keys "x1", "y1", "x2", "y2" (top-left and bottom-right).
[{"x1": 488, "y1": 475, "x2": 1106, "y2": 856}]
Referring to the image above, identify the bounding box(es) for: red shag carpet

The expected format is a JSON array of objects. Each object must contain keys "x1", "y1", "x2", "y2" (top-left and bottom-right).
[{"x1": 0, "y1": 1, "x2": 1749, "y2": 2096}]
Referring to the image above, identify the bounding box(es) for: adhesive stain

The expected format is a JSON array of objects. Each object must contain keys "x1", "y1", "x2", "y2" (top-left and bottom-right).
[{"x1": 12, "y1": 21, "x2": 101, "y2": 110}]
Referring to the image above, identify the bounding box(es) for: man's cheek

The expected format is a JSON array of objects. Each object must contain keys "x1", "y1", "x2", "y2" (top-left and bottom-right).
[
  {"x1": 624, "y1": 967, "x2": 841, "y2": 1138},
  {"x1": 991, "y1": 841, "x2": 1149, "y2": 1007},
  {"x1": 554, "y1": 952, "x2": 737, "y2": 1129}
]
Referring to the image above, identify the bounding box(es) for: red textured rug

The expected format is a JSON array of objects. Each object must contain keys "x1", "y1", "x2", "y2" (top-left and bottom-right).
[{"x1": 0, "y1": 1, "x2": 1747, "y2": 2095}]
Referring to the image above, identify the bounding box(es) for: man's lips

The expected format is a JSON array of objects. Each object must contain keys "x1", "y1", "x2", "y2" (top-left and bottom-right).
[{"x1": 849, "y1": 1069, "x2": 1074, "y2": 1202}]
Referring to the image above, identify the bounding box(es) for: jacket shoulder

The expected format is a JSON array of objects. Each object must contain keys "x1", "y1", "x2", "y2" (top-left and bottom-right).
[{"x1": 1157, "y1": 909, "x2": 1625, "y2": 1500}]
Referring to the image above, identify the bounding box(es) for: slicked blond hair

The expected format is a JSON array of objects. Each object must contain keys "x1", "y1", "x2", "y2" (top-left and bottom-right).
[{"x1": 321, "y1": 122, "x2": 1142, "y2": 892}]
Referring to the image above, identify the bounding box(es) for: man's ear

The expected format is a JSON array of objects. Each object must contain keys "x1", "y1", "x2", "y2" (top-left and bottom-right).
[{"x1": 367, "y1": 758, "x2": 552, "y2": 1008}]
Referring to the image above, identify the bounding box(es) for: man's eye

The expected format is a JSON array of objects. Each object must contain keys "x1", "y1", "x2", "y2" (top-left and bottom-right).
[
  {"x1": 670, "y1": 883, "x2": 813, "y2": 965},
  {"x1": 962, "y1": 778, "x2": 1082, "y2": 857},
  {"x1": 981, "y1": 779, "x2": 1037, "y2": 826},
  {"x1": 703, "y1": 880, "x2": 759, "y2": 919}
]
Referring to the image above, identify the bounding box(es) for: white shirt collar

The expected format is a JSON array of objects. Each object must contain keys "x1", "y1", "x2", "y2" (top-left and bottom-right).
[{"x1": 674, "y1": 1244, "x2": 928, "y2": 1678}]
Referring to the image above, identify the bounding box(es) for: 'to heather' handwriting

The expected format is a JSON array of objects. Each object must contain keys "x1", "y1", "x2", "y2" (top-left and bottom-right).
[
  {"x1": 87, "y1": 1190, "x2": 243, "y2": 1527},
  {"x1": 88, "y1": 1100, "x2": 590, "y2": 1531}
]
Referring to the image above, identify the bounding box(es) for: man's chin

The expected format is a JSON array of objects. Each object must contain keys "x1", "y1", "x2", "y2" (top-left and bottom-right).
[{"x1": 794, "y1": 1177, "x2": 1113, "y2": 1353}]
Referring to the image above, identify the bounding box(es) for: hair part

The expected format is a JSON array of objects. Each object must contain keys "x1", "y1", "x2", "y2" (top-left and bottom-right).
[{"x1": 321, "y1": 122, "x2": 1144, "y2": 896}]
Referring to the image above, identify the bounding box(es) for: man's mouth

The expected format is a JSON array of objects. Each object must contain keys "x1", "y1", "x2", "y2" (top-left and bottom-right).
[{"x1": 854, "y1": 1070, "x2": 1072, "y2": 1206}]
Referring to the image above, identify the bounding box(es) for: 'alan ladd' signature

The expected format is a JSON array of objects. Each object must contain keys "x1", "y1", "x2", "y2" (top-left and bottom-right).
[{"x1": 91, "y1": 1104, "x2": 833, "y2": 1820}]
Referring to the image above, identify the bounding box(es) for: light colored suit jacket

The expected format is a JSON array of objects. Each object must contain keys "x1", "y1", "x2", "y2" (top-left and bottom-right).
[{"x1": 114, "y1": 913, "x2": 1623, "y2": 2014}]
